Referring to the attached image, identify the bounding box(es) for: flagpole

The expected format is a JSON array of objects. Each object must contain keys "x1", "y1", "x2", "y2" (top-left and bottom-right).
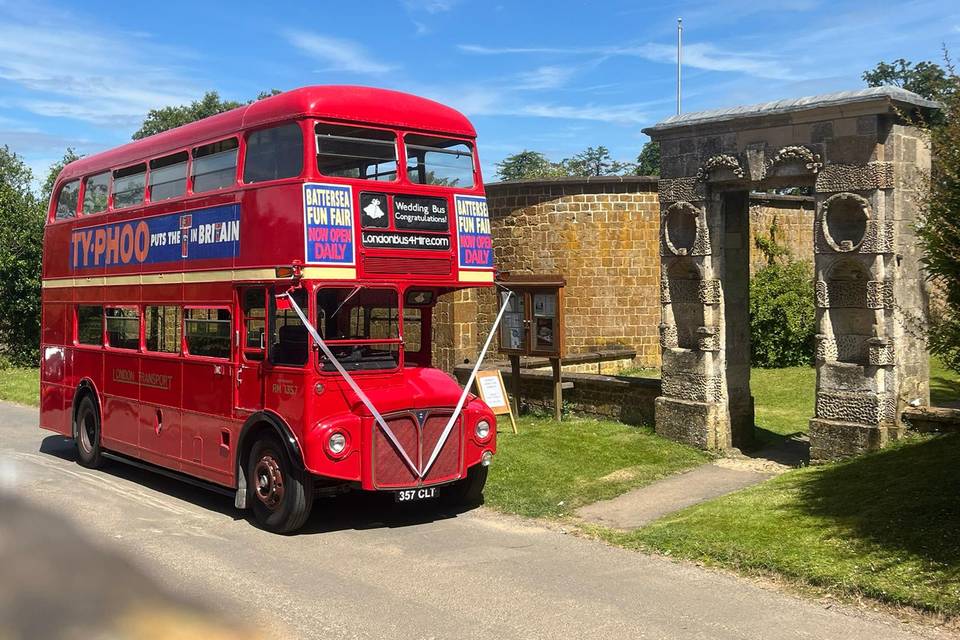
[{"x1": 677, "y1": 17, "x2": 683, "y2": 115}]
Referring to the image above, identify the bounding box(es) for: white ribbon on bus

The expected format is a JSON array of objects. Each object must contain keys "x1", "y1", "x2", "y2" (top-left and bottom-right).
[{"x1": 281, "y1": 288, "x2": 513, "y2": 479}]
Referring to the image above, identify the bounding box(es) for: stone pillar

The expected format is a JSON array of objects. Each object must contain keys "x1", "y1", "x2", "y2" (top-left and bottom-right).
[
  {"x1": 808, "y1": 118, "x2": 931, "y2": 460},
  {"x1": 655, "y1": 170, "x2": 734, "y2": 450}
]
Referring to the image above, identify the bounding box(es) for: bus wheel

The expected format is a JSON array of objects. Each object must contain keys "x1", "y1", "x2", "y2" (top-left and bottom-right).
[
  {"x1": 441, "y1": 465, "x2": 488, "y2": 508},
  {"x1": 74, "y1": 395, "x2": 104, "y2": 469},
  {"x1": 248, "y1": 436, "x2": 314, "y2": 534}
]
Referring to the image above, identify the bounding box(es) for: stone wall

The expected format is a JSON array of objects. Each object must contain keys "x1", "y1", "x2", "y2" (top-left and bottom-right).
[
  {"x1": 749, "y1": 194, "x2": 814, "y2": 275},
  {"x1": 432, "y1": 179, "x2": 818, "y2": 373}
]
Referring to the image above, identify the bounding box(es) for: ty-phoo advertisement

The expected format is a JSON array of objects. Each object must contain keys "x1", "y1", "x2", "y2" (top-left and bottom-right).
[{"x1": 361, "y1": 230, "x2": 451, "y2": 251}]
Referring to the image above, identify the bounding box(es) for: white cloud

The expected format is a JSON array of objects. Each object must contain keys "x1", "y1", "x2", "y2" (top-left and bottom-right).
[
  {"x1": 0, "y1": 9, "x2": 201, "y2": 126},
  {"x1": 514, "y1": 65, "x2": 577, "y2": 90},
  {"x1": 284, "y1": 31, "x2": 397, "y2": 75},
  {"x1": 403, "y1": 0, "x2": 459, "y2": 14},
  {"x1": 458, "y1": 41, "x2": 790, "y2": 79}
]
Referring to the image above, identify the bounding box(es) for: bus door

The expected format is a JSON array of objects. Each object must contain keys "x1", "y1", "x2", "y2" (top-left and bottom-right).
[{"x1": 235, "y1": 287, "x2": 267, "y2": 414}]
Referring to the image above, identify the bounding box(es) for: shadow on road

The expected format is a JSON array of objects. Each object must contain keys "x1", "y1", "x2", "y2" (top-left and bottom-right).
[{"x1": 39, "y1": 435, "x2": 478, "y2": 536}]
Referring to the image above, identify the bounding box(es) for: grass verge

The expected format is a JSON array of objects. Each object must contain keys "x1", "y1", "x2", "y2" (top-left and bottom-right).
[
  {"x1": 485, "y1": 415, "x2": 709, "y2": 518},
  {"x1": 594, "y1": 433, "x2": 960, "y2": 616},
  {"x1": 0, "y1": 367, "x2": 39, "y2": 406}
]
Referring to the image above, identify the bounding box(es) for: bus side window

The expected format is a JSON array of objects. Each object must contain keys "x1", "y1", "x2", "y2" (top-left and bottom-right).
[
  {"x1": 243, "y1": 123, "x2": 304, "y2": 184},
  {"x1": 55, "y1": 180, "x2": 80, "y2": 220},
  {"x1": 145, "y1": 306, "x2": 182, "y2": 353},
  {"x1": 192, "y1": 139, "x2": 238, "y2": 193},
  {"x1": 112, "y1": 164, "x2": 146, "y2": 209},
  {"x1": 149, "y1": 152, "x2": 188, "y2": 201},
  {"x1": 184, "y1": 308, "x2": 231, "y2": 358},
  {"x1": 270, "y1": 289, "x2": 308, "y2": 367},
  {"x1": 76, "y1": 305, "x2": 103, "y2": 345},
  {"x1": 105, "y1": 307, "x2": 141, "y2": 350},
  {"x1": 82, "y1": 172, "x2": 110, "y2": 214}
]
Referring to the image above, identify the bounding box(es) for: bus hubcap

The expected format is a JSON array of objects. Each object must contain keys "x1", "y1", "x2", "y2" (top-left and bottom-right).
[
  {"x1": 80, "y1": 413, "x2": 94, "y2": 454},
  {"x1": 254, "y1": 454, "x2": 284, "y2": 510}
]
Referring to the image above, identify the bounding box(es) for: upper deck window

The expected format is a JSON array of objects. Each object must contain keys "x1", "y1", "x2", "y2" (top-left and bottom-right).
[
  {"x1": 112, "y1": 163, "x2": 146, "y2": 209},
  {"x1": 149, "y1": 152, "x2": 188, "y2": 201},
  {"x1": 82, "y1": 172, "x2": 110, "y2": 214},
  {"x1": 244, "y1": 123, "x2": 304, "y2": 183},
  {"x1": 405, "y1": 135, "x2": 474, "y2": 188},
  {"x1": 192, "y1": 138, "x2": 238, "y2": 193},
  {"x1": 315, "y1": 124, "x2": 397, "y2": 181},
  {"x1": 55, "y1": 180, "x2": 80, "y2": 220}
]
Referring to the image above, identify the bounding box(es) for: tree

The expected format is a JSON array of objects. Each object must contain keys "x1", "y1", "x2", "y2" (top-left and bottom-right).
[
  {"x1": 41, "y1": 148, "x2": 82, "y2": 206},
  {"x1": 635, "y1": 141, "x2": 660, "y2": 176},
  {"x1": 494, "y1": 150, "x2": 560, "y2": 181},
  {"x1": 562, "y1": 146, "x2": 634, "y2": 177},
  {"x1": 750, "y1": 260, "x2": 816, "y2": 368},
  {"x1": 862, "y1": 58, "x2": 952, "y2": 102},
  {"x1": 132, "y1": 89, "x2": 283, "y2": 140},
  {"x1": 916, "y1": 67, "x2": 960, "y2": 372},
  {"x1": 0, "y1": 146, "x2": 44, "y2": 366}
]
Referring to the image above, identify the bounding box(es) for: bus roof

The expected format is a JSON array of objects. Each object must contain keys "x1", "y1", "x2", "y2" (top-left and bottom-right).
[{"x1": 58, "y1": 86, "x2": 477, "y2": 183}]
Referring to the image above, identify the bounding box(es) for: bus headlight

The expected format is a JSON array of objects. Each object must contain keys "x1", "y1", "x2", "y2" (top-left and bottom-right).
[
  {"x1": 475, "y1": 419, "x2": 491, "y2": 441},
  {"x1": 327, "y1": 431, "x2": 347, "y2": 456}
]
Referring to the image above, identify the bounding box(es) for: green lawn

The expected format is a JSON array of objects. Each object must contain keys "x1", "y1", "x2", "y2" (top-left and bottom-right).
[
  {"x1": 597, "y1": 433, "x2": 960, "y2": 616},
  {"x1": 486, "y1": 416, "x2": 709, "y2": 518},
  {"x1": 0, "y1": 367, "x2": 39, "y2": 406},
  {"x1": 751, "y1": 366, "x2": 816, "y2": 439}
]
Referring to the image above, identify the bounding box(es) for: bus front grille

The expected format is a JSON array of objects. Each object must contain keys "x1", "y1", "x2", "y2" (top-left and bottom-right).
[{"x1": 372, "y1": 411, "x2": 462, "y2": 488}]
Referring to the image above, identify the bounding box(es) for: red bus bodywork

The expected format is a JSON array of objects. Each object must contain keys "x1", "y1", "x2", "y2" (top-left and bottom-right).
[{"x1": 39, "y1": 86, "x2": 496, "y2": 519}]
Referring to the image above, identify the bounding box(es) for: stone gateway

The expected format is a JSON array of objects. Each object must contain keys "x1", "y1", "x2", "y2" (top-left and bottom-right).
[{"x1": 644, "y1": 86, "x2": 938, "y2": 461}]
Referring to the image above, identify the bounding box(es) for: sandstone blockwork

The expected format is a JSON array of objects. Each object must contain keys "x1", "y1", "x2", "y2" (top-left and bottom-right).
[
  {"x1": 431, "y1": 179, "x2": 814, "y2": 373},
  {"x1": 645, "y1": 87, "x2": 937, "y2": 462}
]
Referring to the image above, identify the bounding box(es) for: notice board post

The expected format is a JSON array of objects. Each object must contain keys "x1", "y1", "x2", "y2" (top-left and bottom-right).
[{"x1": 497, "y1": 274, "x2": 566, "y2": 421}]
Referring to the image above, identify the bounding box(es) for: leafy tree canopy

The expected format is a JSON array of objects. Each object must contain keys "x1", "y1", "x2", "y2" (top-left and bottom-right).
[
  {"x1": 0, "y1": 145, "x2": 44, "y2": 366},
  {"x1": 562, "y1": 145, "x2": 633, "y2": 177},
  {"x1": 915, "y1": 67, "x2": 960, "y2": 371},
  {"x1": 132, "y1": 89, "x2": 283, "y2": 140},
  {"x1": 494, "y1": 150, "x2": 561, "y2": 181},
  {"x1": 862, "y1": 58, "x2": 953, "y2": 102},
  {"x1": 636, "y1": 141, "x2": 660, "y2": 176}
]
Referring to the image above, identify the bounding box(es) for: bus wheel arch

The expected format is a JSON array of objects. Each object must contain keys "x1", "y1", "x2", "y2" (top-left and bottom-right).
[{"x1": 235, "y1": 412, "x2": 305, "y2": 510}]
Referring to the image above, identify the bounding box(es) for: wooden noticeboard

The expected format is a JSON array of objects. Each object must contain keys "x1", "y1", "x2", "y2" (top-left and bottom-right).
[
  {"x1": 497, "y1": 273, "x2": 566, "y2": 421},
  {"x1": 474, "y1": 369, "x2": 517, "y2": 434}
]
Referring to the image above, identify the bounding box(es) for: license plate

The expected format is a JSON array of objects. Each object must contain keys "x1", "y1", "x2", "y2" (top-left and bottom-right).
[{"x1": 394, "y1": 487, "x2": 438, "y2": 503}]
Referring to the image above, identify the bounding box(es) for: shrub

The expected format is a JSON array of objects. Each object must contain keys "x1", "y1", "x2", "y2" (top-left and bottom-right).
[{"x1": 750, "y1": 260, "x2": 816, "y2": 368}]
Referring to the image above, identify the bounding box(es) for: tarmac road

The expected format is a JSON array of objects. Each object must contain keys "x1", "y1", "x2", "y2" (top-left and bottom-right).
[{"x1": 0, "y1": 401, "x2": 949, "y2": 640}]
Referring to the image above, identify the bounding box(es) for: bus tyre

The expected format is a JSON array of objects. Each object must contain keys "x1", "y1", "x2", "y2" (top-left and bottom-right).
[
  {"x1": 442, "y1": 464, "x2": 488, "y2": 508},
  {"x1": 74, "y1": 395, "x2": 104, "y2": 469},
  {"x1": 248, "y1": 436, "x2": 314, "y2": 534}
]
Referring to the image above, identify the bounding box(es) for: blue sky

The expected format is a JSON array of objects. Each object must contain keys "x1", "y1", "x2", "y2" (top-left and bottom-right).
[{"x1": 2, "y1": 0, "x2": 959, "y2": 186}]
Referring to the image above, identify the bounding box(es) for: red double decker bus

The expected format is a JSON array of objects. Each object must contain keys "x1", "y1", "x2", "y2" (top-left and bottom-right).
[{"x1": 39, "y1": 86, "x2": 503, "y2": 533}]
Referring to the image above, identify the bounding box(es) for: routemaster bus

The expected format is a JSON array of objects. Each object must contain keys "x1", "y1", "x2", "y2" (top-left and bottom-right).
[{"x1": 39, "y1": 86, "x2": 505, "y2": 533}]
